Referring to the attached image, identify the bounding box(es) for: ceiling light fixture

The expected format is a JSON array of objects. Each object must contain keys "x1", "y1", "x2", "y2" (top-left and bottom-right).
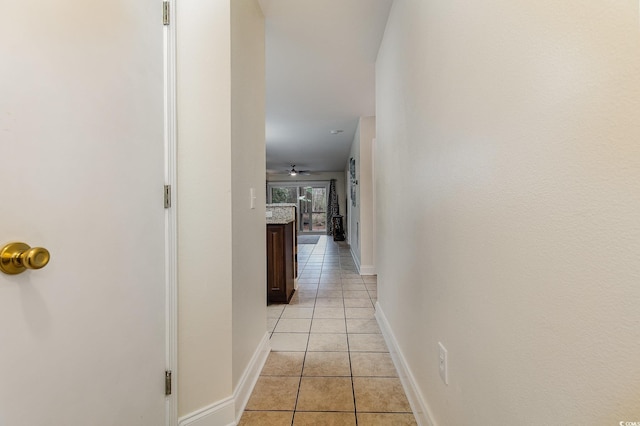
[{"x1": 330, "y1": 129, "x2": 344, "y2": 135}]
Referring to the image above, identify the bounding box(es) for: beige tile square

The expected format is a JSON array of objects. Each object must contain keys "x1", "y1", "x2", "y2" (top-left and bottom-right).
[
  {"x1": 356, "y1": 413, "x2": 417, "y2": 425},
  {"x1": 353, "y1": 377, "x2": 411, "y2": 413},
  {"x1": 296, "y1": 377, "x2": 354, "y2": 411},
  {"x1": 293, "y1": 412, "x2": 356, "y2": 426},
  {"x1": 267, "y1": 305, "x2": 285, "y2": 318},
  {"x1": 363, "y1": 276, "x2": 378, "y2": 283},
  {"x1": 287, "y1": 297, "x2": 316, "y2": 308},
  {"x1": 318, "y1": 282, "x2": 342, "y2": 290},
  {"x1": 270, "y1": 333, "x2": 309, "y2": 351},
  {"x1": 365, "y1": 283, "x2": 377, "y2": 291},
  {"x1": 296, "y1": 290, "x2": 318, "y2": 298},
  {"x1": 274, "y1": 318, "x2": 312, "y2": 333},
  {"x1": 347, "y1": 318, "x2": 381, "y2": 334},
  {"x1": 300, "y1": 275, "x2": 321, "y2": 281},
  {"x1": 239, "y1": 411, "x2": 293, "y2": 426},
  {"x1": 307, "y1": 333, "x2": 348, "y2": 352},
  {"x1": 317, "y1": 290, "x2": 343, "y2": 298},
  {"x1": 315, "y1": 298, "x2": 344, "y2": 308},
  {"x1": 368, "y1": 290, "x2": 378, "y2": 299},
  {"x1": 342, "y1": 275, "x2": 362, "y2": 281},
  {"x1": 345, "y1": 307, "x2": 375, "y2": 319},
  {"x1": 321, "y1": 265, "x2": 340, "y2": 270},
  {"x1": 245, "y1": 376, "x2": 300, "y2": 410},
  {"x1": 348, "y1": 334, "x2": 388, "y2": 352},
  {"x1": 350, "y1": 353, "x2": 398, "y2": 377},
  {"x1": 281, "y1": 307, "x2": 314, "y2": 319},
  {"x1": 344, "y1": 298, "x2": 373, "y2": 308},
  {"x1": 343, "y1": 290, "x2": 368, "y2": 299},
  {"x1": 297, "y1": 278, "x2": 319, "y2": 284},
  {"x1": 261, "y1": 352, "x2": 305, "y2": 376},
  {"x1": 342, "y1": 283, "x2": 366, "y2": 291},
  {"x1": 313, "y1": 307, "x2": 345, "y2": 319},
  {"x1": 298, "y1": 281, "x2": 319, "y2": 287},
  {"x1": 303, "y1": 352, "x2": 351, "y2": 376},
  {"x1": 318, "y1": 278, "x2": 341, "y2": 284},
  {"x1": 311, "y1": 318, "x2": 346, "y2": 333}
]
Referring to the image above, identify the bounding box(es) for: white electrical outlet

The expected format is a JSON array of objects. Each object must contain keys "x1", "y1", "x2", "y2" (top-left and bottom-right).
[
  {"x1": 438, "y1": 342, "x2": 448, "y2": 385},
  {"x1": 250, "y1": 188, "x2": 256, "y2": 209}
]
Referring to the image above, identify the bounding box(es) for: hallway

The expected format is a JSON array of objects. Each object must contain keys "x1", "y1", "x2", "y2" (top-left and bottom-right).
[{"x1": 240, "y1": 236, "x2": 417, "y2": 425}]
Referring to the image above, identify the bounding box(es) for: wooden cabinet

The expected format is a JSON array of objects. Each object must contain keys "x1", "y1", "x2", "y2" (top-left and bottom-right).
[{"x1": 267, "y1": 221, "x2": 295, "y2": 304}]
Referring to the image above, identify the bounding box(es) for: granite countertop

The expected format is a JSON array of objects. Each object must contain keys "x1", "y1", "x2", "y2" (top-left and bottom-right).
[
  {"x1": 266, "y1": 203, "x2": 297, "y2": 207},
  {"x1": 266, "y1": 204, "x2": 296, "y2": 224},
  {"x1": 266, "y1": 218, "x2": 295, "y2": 225}
]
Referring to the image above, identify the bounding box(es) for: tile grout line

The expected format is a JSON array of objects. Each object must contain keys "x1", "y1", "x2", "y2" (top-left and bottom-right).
[{"x1": 341, "y1": 253, "x2": 359, "y2": 425}]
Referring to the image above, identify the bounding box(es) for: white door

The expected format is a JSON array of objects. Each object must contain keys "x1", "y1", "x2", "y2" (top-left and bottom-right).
[{"x1": 0, "y1": 1, "x2": 166, "y2": 425}]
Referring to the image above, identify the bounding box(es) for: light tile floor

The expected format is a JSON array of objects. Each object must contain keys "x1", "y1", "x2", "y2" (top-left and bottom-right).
[{"x1": 240, "y1": 236, "x2": 417, "y2": 425}]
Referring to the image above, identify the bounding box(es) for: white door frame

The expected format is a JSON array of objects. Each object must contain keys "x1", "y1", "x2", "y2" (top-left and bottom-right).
[{"x1": 163, "y1": 0, "x2": 178, "y2": 424}]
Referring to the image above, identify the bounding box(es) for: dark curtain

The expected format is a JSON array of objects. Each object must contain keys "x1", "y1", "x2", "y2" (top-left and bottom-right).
[{"x1": 327, "y1": 179, "x2": 339, "y2": 235}]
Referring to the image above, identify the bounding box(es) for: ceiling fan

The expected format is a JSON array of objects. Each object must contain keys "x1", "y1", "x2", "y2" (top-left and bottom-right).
[{"x1": 285, "y1": 164, "x2": 311, "y2": 176}]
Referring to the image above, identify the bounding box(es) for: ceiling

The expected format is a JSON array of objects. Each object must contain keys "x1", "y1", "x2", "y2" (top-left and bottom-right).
[{"x1": 259, "y1": 0, "x2": 394, "y2": 174}]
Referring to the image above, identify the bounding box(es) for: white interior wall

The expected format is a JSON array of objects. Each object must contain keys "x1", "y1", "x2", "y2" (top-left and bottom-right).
[
  {"x1": 347, "y1": 123, "x2": 361, "y2": 258},
  {"x1": 177, "y1": 0, "x2": 233, "y2": 416},
  {"x1": 231, "y1": 0, "x2": 267, "y2": 390},
  {"x1": 346, "y1": 117, "x2": 375, "y2": 274},
  {"x1": 376, "y1": 1, "x2": 640, "y2": 424},
  {"x1": 358, "y1": 117, "x2": 375, "y2": 274},
  {"x1": 177, "y1": 0, "x2": 266, "y2": 419}
]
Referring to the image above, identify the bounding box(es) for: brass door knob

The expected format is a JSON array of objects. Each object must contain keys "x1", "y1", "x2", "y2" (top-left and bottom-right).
[{"x1": 0, "y1": 242, "x2": 51, "y2": 275}]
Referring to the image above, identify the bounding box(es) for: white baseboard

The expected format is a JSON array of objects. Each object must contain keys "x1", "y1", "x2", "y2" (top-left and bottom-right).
[
  {"x1": 350, "y1": 248, "x2": 361, "y2": 272},
  {"x1": 375, "y1": 302, "x2": 437, "y2": 426},
  {"x1": 359, "y1": 265, "x2": 376, "y2": 275},
  {"x1": 233, "y1": 332, "x2": 271, "y2": 421},
  {"x1": 350, "y1": 248, "x2": 375, "y2": 275},
  {"x1": 177, "y1": 397, "x2": 235, "y2": 426},
  {"x1": 178, "y1": 332, "x2": 271, "y2": 426}
]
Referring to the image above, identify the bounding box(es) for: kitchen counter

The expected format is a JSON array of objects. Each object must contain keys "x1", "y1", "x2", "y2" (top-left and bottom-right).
[
  {"x1": 266, "y1": 218, "x2": 295, "y2": 225},
  {"x1": 266, "y1": 204, "x2": 297, "y2": 224}
]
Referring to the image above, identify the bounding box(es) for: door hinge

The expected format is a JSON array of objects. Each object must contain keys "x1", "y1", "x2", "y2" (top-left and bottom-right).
[
  {"x1": 164, "y1": 185, "x2": 171, "y2": 208},
  {"x1": 163, "y1": 1, "x2": 170, "y2": 25},
  {"x1": 165, "y1": 370, "x2": 172, "y2": 395}
]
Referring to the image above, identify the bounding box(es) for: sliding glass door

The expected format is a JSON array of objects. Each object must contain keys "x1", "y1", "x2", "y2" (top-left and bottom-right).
[
  {"x1": 298, "y1": 186, "x2": 327, "y2": 232},
  {"x1": 268, "y1": 182, "x2": 328, "y2": 234}
]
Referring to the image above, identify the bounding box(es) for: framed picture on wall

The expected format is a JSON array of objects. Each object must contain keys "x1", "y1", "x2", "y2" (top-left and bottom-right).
[{"x1": 349, "y1": 157, "x2": 356, "y2": 207}]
